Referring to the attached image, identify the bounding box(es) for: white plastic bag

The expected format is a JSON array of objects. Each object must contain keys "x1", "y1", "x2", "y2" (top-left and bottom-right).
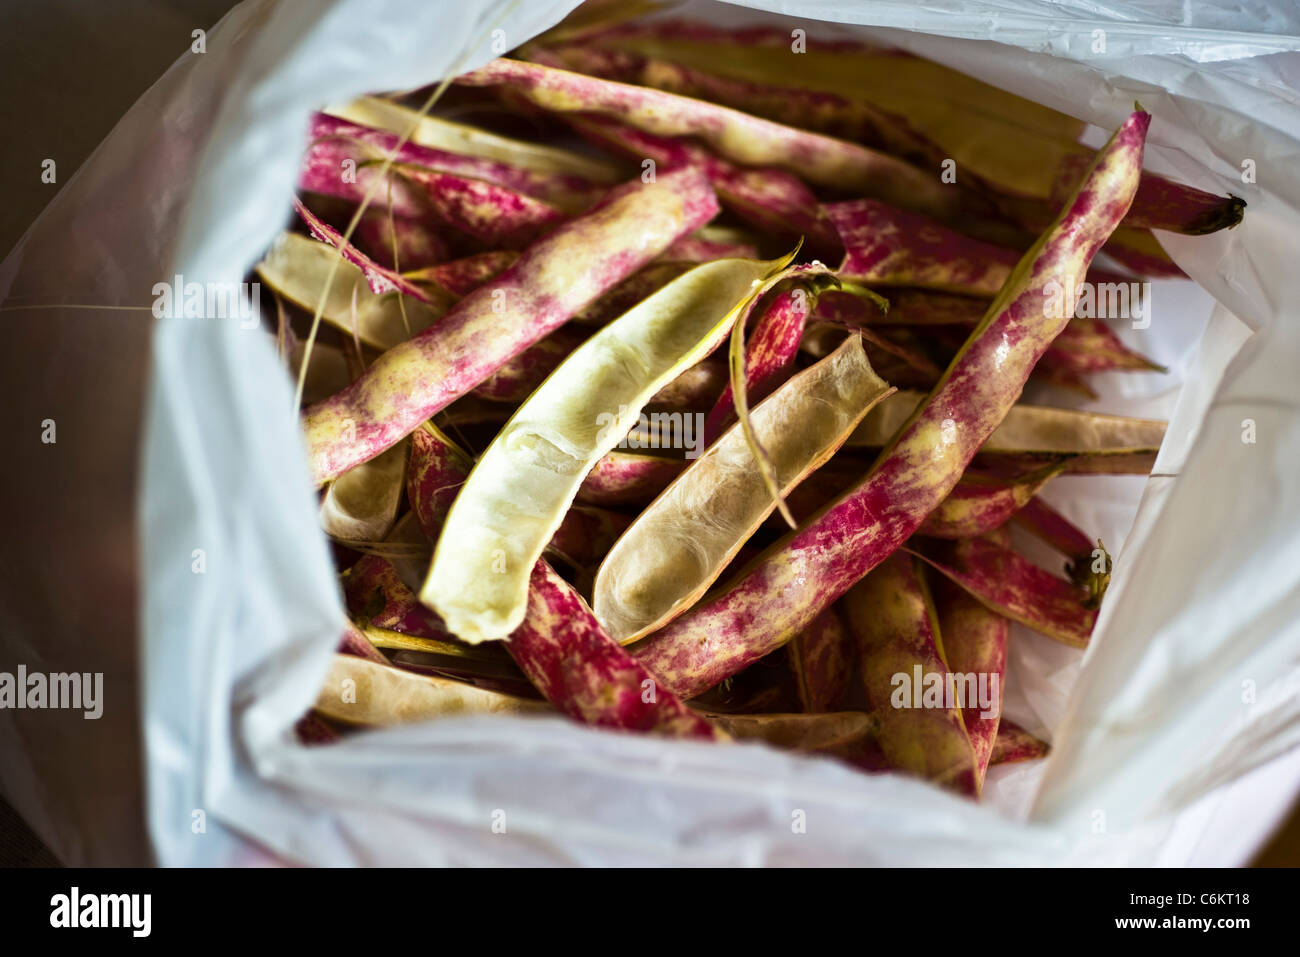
[{"x1": 4, "y1": 0, "x2": 1299, "y2": 865}]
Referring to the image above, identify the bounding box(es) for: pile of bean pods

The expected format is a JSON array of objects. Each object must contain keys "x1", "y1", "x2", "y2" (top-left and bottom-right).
[{"x1": 267, "y1": 11, "x2": 1241, "y2": 797}]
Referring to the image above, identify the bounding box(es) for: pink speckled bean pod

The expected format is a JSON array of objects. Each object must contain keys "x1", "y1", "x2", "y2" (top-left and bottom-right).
[
  {"x1": 981, "y1": 523, "x2": 1012, "y2": 549},
  {"x1": 388, "y1": 164, "x2": 568, "y2": 249},
  {"x1": 1013, "y1": 495, "x2": 1097, "y2": 567},
  {"x1": 997, "y1": 194, "x2": 1188, "y2": 279},
  {"x1": 916, "y1": 462, "x2": 1065, "y2": 539},
  {"x1": 1047, "y1": 318, "x2": 1164, "y2": 376},
  {"x1": 342, "y1": 554, "x2": 455, "y2": 641},
  {"x1": 988, "y1": 719, "x2": 1050, "y2": 764},
  {"x1": 571, "y1": 261, "x2": 694, "y2": 326},
  {"x1": 406, "y1": 424, "x2": 473, "y2": 532},
  {"x1": 661, "y1": 232, "x2": 759, "y2": 263},
  {"x1": 311, "y1": 247, "x2": 584, "y2": 406},
  {"x1": 828, "y1": 199, "x2": 1020, "y2": 297},
  {"x1": 908, "y1": 536, "x2": 1097, "y2": 648},
  {"x1": 297, "y1": 147, "x2": 452, "y2": 270},
  {"x1": 346, "y1": 253, "x2": 590, "y2": 406},
  {"x1": 294, "y1": 200, "x2": 432, "y2": 301},
  {"x1": 822, "y1": 284, "x2": 1163, "y2": 382},
  {"x1": 703, "y1": 270, "x2": 837, "y2": 444},
  {"x1": 546, "y1": 505, "x2": 633, "y2": 568},
  {"x1": 309, "y1": 112, "x2": 603, "y2": 211},
  {"x1": 931, "y1": 574, "x2": 1008, "y2": 788},
  {"x1": 843, "y1": 552, "x2": 979, "y2": 796},
  {"x1": 456, "y1": 58, "x2": 962, "y2": 223},
  {"x1": 405, "y1": 251, "x2": 519, "y2": 296},
  {"x1": 788, "y1": 605, "x2": 854, "y2": 713},
  {"x1": 1050, "y1": 152, "x2": 1244, "y2": 236},
  {"x1": 631, "y1": 109, "x2": 1149, "y2": 698},
  {"x1": 996, "y1": 157, "x2": 1241, "y2": 243},
  {"x1": 917, "y1": 323, "x2": 1114, "y2": 400},
  {"x1": 1012, "y1": 495, "x2": 1110, "y2": 597},
  {"x1": 353, "y1": 208, "x2": 450, "y2": 271},
  {"x1": 471, "y1": 326, "x2": 588, "y2": 403},
  {"x1": 406, "y1": 423, "x2": 723, "y2": 739},
  {"x1": 534, "y1": 43, "x2": 942, "y2": 167},
  {"x1": 647, "y1": 359, "x2": 729, "y2": 410},
  {"x1": 509, "y1": 561, "x2": 726, "y2": 738},
  {"x1": 302, "y1": 167, "x2": 718, "y2": 484},
  {"x1": 567, "y1": 113, "x2": 842, "y2": 259},
  {"x1": 298, "y1": 137, "x2": 429, "y2": 220},
  {"x1": 575, "y1": 452, "x2": 687, "y2": 507},
  {"x1": 1102, "y1": 227, "x2": 1188, "y2": 279}
]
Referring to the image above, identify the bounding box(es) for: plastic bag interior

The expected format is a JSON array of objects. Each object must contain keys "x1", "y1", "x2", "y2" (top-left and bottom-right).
[{"x1": 2, "y1": 0, "x2": 1299, "y2": 865}]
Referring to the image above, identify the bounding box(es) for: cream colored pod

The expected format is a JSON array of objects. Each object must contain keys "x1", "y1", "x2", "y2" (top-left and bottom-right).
[
  {"x1": 849, "y1": 390, "x2": 1168, "y2": 458},
  {"x1": 315, "y1": 655, "x2": 549, "y2": 726},
  {"x1": 318, "y1": 438, "x2": 410, "y2": 545},
  {"x1": 421, "y1": 253, "x2": 794, "y2": 643},
  {"x1": 256, "y1": 232, "x2": 449, "y2": 350}
]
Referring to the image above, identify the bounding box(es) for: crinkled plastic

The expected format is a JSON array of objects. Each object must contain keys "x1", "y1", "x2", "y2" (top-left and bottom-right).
[{"x1": 2, "y1": 0, "x2": 1299, "y2": 865}]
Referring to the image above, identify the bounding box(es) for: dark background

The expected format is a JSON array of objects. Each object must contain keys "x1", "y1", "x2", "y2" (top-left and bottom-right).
[
  {"x1": 0, "y1": 0, "x2": 237, "y2": 867},
  {"x1": 0, "y1": 0, "x2": 237, "y2": 259},
  {"x1": 0, "y1": 0, "x2": 1295, "y2": 868}
]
